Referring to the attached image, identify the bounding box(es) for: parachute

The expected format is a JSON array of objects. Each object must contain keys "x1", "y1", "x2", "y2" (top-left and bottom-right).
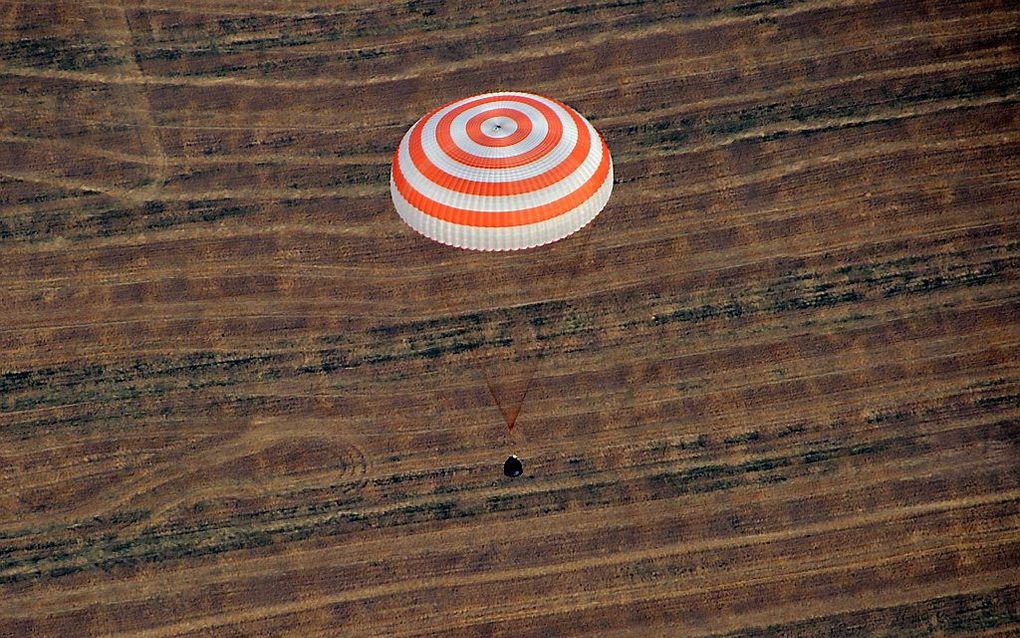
[{"x1": 390, "y1": 91, "x2": 614, "y2": 251}]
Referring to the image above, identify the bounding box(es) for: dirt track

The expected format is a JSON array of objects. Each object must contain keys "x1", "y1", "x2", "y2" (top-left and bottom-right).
[{"x1": 1, "y1": 1, "x2": 1019, "y2": 636}]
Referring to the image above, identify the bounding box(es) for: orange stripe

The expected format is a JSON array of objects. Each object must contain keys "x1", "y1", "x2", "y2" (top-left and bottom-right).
[
  {"x1": 465, "y1": 108, "x2": 531, "y2": 147},
  {"x1": 407, "y1": 99, "x2": 592, "y2": 196},
  {"x1": 430, "y1": 95, "x2": 563, "y2": 169},
  {"x1": 394, "y1": 136, "x2": 610, "y2": 228}
]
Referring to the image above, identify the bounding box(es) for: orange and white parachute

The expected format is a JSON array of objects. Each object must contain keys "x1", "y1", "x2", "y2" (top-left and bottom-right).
[{"x1": 390, "y1": 92, "x2": 613, "y2": 251}]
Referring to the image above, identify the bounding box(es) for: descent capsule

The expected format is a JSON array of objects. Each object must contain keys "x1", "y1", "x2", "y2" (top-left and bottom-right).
[{"x1": 503, "y1": 455, "x2": 524, "y2": 478}]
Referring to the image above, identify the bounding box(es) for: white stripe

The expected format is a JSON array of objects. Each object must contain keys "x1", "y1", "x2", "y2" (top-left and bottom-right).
[
  {"x1": 416, "y1": 95, "x2": 579, "y2": 183},
  {"x1": 447, "y1": 102, "x2": 547, "y2": 158},
  {"x1": 391, "y1": 161, "x2": 613, "y2": 251},
  {"x1": 396, "y1": 118, "x2": 604, "y2": 213}
]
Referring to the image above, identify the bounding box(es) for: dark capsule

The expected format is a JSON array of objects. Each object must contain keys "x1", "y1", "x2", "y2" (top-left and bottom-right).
[{"x1": 503, "y1": 455, "x2": 523, "y2": 478}]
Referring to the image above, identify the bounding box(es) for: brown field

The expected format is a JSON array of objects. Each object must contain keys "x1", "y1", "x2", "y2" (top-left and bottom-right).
[{"x1": 1, "y1": 0, "x2": 1019, "y2": 636}]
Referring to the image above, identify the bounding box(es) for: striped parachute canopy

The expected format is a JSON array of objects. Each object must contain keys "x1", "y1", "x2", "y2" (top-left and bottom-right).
[{"x1": 390, "y1": 92, "x2": 613, "y2": 251}]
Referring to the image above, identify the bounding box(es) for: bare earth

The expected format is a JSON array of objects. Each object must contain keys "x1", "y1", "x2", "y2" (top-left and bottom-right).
[{"x1": 1, "y1": 1, "x2": 1019, "y2": 636}]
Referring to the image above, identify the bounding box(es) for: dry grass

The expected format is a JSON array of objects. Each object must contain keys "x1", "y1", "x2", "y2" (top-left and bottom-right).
[{"x1": 1, "y1": 0, "x2": 1018, "y2": 636}]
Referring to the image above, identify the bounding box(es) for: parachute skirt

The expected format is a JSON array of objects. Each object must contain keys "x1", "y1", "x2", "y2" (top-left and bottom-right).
[{"x1": 390, "y1": 163, "x2": 613, "y2": 251}]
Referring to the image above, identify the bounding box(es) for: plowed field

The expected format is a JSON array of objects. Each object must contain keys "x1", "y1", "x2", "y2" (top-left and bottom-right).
[{"x1": 1, "y1": 1, "x2": 1018, "y2": 636}]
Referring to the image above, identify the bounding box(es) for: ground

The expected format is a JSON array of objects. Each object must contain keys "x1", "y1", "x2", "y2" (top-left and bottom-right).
[{"x1": 1, "y1": 0, "x2": 1018, "y2": 636}]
